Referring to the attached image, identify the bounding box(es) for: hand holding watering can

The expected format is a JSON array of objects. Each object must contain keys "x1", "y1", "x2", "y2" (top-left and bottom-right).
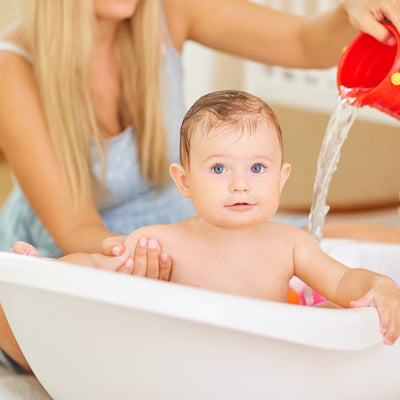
[{"x1": 337, "y1": 23, "x2": 400, "y2": 120}]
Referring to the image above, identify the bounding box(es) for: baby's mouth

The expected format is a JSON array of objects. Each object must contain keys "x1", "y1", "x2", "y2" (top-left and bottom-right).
[{"x1": 226, "y1": 202, "x2": 254, "y2": 209}]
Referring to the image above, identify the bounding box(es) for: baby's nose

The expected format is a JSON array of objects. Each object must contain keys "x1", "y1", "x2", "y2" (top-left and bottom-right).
[{"x1": 229, "y1": 174, "x2": 250, "y2": 192}]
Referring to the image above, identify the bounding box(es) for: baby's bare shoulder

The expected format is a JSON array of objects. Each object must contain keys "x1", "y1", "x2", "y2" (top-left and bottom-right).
[
  {"x1": 266, "y1": 221, "x2": 317, "y2": 248},
  {"x1": 125, "y1": 223, "x2": 186, "y2": 247},
  {"x1": 267, "y1": 220, "x2": 307, "y2": 236}
]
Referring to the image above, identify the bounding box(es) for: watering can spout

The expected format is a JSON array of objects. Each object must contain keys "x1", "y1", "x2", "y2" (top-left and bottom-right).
[{"x1": 337, "y1": 23, "x2": 400, "y2": 120}]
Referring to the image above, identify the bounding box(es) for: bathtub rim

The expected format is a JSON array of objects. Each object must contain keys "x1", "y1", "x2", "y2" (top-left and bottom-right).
[
  {"x1": 321, "y1": 237, "x2": 400, "y2": 254},
  {"x1": 0, "y1": 249, "x2": 383, "y2": 351}
]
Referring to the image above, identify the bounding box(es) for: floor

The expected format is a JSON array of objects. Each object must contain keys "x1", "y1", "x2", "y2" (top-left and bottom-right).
[{"x1": 0, "y1": 365, "x2": 50, "y2": 400}]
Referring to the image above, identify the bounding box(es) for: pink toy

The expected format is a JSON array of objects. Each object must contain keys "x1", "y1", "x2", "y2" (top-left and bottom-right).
[{"x1": 301, "y1": 286, "x2": 328, "y2": 306}]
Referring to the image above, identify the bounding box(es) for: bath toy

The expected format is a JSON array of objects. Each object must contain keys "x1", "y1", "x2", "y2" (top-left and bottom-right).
[
  {"x1": 301, "y1": 287, "x2": 328, "y2": 307},
  {"x1": 337, "y1": 23, "x2": 400, "y2": 120},
  {"x1": 287, "y1": 286, "x2": 300, "y2": 304},
  {"x1": 0, "y1": 239, "x2": 399, "y2": 399}
]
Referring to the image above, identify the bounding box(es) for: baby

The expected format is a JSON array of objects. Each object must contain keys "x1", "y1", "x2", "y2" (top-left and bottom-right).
[{"x1": 14, "y1": 90, "x2": 400, "y2": 345}]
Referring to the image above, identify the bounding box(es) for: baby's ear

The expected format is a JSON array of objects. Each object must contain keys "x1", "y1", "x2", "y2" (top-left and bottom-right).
[
  {"x1": 280, "y1": 163, "x2": 291, "y2": 193},
  {"x1": 169, "y1": 163, "x2": 192, "y2": 198}
]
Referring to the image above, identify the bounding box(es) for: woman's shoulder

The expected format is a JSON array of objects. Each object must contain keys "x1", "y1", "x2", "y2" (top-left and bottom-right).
[
  {"x1": 0, "y1": 21, "x2": 31, "y2": 66},
  {"x1": 0, "y1": 20, "x2": 27, "y2": 49},
  {"x1": 0, "y1": 22, "x2": 39, "y2": 149}
]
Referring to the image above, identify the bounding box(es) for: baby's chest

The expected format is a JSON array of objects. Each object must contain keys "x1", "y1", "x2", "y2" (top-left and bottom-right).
[{"x1": 171, "y1": 249, "x2": 291, "y2": 301}]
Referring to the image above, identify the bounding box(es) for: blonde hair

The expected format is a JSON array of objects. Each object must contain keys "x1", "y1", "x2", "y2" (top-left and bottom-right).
[
  {"x1": 24, "y1": 0, "x2": 168, "y2": 206},
  {"x1": 180, "y1": 90, "x2": 283, "y2": 168}
]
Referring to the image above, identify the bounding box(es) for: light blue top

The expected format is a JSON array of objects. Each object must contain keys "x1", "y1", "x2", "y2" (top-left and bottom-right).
[{"x1": 0, "y1": 25, "x2": 195, "y2": 257}]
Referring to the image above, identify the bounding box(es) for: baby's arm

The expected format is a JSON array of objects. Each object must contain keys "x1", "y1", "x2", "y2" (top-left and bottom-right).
[
  {"x1": 59, "y1": 252, "x2": 133, "y2": 273},
  {"x1": 292, "y1": 228, "x2": 400, "y2": 345}
]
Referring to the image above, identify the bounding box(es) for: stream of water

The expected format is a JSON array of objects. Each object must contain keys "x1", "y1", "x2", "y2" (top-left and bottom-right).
[{"x1": 308, "y1": 97, "x2": 359, "y2": 243}]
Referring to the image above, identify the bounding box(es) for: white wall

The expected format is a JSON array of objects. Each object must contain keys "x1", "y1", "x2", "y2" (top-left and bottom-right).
[{"x1": 182, "y1": 42, "x2": 217, "y2": 109}]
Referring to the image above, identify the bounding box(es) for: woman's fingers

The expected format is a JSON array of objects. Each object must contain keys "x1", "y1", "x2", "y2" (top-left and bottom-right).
[
  {"x1": 146, "y1": 239, "x2": 161, "y2": 279},
  {"x1": 131, "y1": 237, "x2": 172, "y2": 280},
  {"x1": 159, "y1": 253, "x2": 172, "y2": 281},
  {"x1": 131, "y1": 237, "x2": 148, "y2": 277},
  {"x1": 102, "y1": 235, "x2": 126, "y2": 256},
  {"x1": 344, "y1": 0, "x2": 400, "y2": 45},
  {"x1": 133, "y1": 237, "x2": 160, "y2": 278}
]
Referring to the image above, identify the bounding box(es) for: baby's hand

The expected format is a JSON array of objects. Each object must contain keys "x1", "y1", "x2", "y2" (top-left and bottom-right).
[
  {"x1": 10, "y1": 240, "x2": 134, "y2": 273},
  {"x1": 351, "y1": 278, "x2": 400, "y2": 345},
  {"x1": 86, "y1": 252, "x2": 134, "y2": 274},
  {"x1": 101, "y1": 235, "x2": 137, "y2": 274},
  {"x1": 54, "y1": 251, "x2": 132, "y2": 273},
  {"x1": 102, "y1": 235, "x2": 127, "y2": 257},
  {"x1": 10, "y1": 241, "x2": 41, "y2": 257}
]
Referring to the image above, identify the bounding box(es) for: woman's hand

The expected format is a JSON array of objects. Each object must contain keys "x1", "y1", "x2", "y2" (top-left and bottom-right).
[
  {"x1": 343, "y1": 0, "x2": 400, "y2": 44},
  {"x1": 102, "y1": 236, "x2": 172, "y2": 281}
]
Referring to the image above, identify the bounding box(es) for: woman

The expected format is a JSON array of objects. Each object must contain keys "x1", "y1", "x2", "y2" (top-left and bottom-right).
[{"x1": 0, "y1": 0, "x2": 399, "y2": 372}]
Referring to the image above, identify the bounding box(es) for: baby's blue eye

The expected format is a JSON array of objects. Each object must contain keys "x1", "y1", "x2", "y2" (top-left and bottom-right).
[
  {"x1": 251, "y1": 163, "x2": 265, "y2": 173},
  {"x1": 212, "y1": 164, "x2": 226, "y2": 174}
]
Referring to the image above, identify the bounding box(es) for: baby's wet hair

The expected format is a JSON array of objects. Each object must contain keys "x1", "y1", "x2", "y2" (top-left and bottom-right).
[{"x1": 179, "y1": 90, "x2": 282, "y2": 167}]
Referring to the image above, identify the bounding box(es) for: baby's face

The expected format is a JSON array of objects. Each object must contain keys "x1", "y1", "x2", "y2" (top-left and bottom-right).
[{"x1": 185, "y1": 122, "x2": 290, "y2": 229}]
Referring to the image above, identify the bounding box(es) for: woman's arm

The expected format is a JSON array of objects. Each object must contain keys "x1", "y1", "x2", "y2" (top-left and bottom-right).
[
  {"x1": 0, "y1": 28, "x2": 172, "y2": 279},
  {"x1": 0, "y1": 45, "x2": 114, "y2": 254},
  {"x1": 164, "y1": 0, "x2": 400, "y2": 68}
]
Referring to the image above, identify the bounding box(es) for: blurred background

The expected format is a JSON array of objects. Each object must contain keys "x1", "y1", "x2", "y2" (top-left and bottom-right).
[{"x1": 1, "y1": 0, "x2": 399, "y2": 226}]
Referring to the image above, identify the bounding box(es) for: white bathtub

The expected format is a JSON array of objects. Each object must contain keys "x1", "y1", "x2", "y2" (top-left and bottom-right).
[{"x1": 0, "y1": 239, "x2": 399, "y2": 400}]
